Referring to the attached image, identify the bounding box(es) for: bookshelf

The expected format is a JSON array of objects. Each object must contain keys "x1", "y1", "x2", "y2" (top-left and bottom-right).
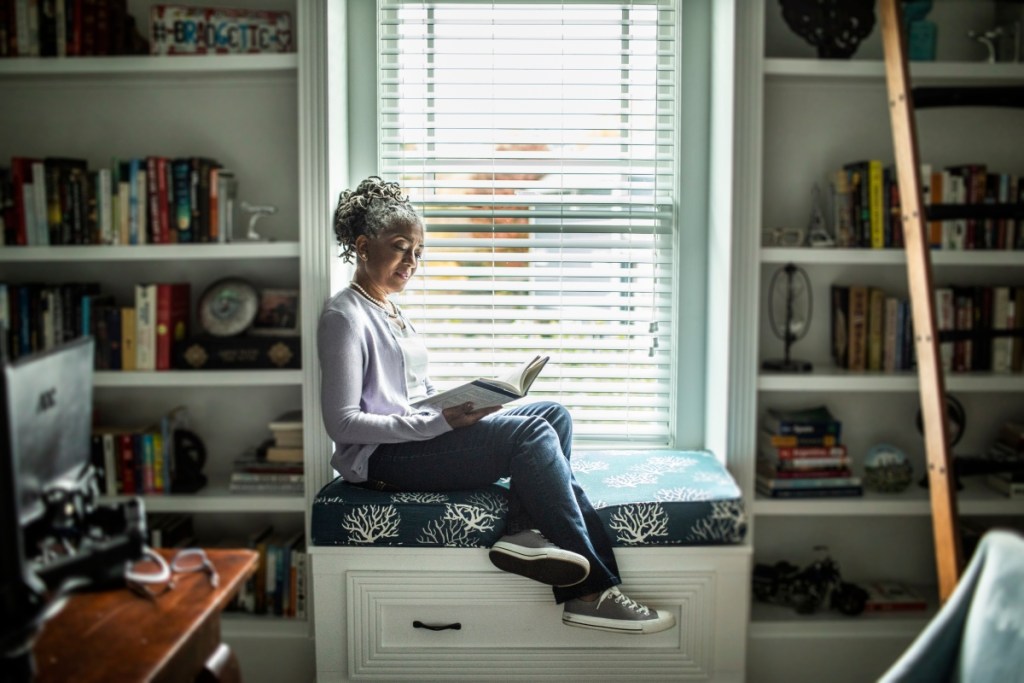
[
  {"x1": 0, "y1": 2, "x2": 322, "y2": 680},
  {"x1": 741, "y1": 3, "x2": 1024, "y2": 683}
]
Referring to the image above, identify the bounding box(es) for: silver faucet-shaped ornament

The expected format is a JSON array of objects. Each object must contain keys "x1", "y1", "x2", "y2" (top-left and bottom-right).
[{"x1": 239, "y1": 201, "x2": 278, "y2": 241}]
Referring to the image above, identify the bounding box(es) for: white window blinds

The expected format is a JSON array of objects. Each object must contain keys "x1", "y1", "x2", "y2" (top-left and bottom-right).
[{"x1": 379, "y1": 0, "x2": 677, "y2": 443}]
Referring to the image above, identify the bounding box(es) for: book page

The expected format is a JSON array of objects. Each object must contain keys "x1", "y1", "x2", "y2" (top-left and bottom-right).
[
  {"x1": 493, "y1": 355, "x2": 549, "y2": 393},
  {"x1": 410, "y1": 380, "x2": 520, "y2": 412}
]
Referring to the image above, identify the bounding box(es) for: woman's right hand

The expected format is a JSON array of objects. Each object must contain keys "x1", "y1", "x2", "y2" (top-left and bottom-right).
[{"x1": 443, "y1": 402, "x2": 501, "y2": 428}]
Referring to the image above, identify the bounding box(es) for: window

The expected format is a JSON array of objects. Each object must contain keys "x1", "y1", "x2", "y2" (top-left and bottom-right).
[{"x1": 378, "y1": 0, "x2": 678, "y2": 444}]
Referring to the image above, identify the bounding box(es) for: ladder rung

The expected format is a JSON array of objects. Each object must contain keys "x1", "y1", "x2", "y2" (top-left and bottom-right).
[
  {"x1": 924, "y1": 203, "x2": 1024, "y2": 221},
  {"x1": 912, "y1": 86, "x2": 1024, "y2": 109}
]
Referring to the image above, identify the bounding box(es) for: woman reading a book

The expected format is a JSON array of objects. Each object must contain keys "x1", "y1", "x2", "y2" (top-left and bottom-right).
[{"x1": 317, "y1": 176, "x2": 674, "y2": 635}]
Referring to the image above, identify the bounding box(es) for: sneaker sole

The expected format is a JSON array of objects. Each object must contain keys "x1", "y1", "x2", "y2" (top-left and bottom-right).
[
  {"x1": 561, "y1": 613, "x2": 676, "y2": 635},
  {"x1": 488, "y1": 546, "x2": 589, "y2": 587}
]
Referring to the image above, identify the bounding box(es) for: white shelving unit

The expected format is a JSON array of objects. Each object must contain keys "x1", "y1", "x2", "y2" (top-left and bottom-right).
[
  {"x1": 743, "y1": 4, "x2": 1024, "y2": 683},
  {"x1": 0, "y1": 3, "x2": 316, "y2": 679}
]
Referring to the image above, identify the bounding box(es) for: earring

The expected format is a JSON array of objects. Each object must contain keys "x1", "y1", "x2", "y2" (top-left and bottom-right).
[{"x1": 360, "y1": 253, "x2": 368, "y2": 261}]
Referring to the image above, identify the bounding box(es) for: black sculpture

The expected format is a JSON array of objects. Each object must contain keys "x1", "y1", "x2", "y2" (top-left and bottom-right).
[{"x1": 779, "y1": 0, "x2": 876, "y2": 59}]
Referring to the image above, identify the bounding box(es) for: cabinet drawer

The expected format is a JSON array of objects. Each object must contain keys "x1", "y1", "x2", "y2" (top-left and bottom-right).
[{"x1": 345, "y1": 570, "x2": 715, "y2": 680}]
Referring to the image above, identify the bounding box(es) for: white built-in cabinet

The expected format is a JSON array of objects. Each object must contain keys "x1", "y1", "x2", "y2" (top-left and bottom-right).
[{"x1": 741, "y1": 3, "x2": 1024, "y2": 682}]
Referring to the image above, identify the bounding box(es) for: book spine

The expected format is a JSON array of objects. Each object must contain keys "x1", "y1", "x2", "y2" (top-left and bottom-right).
[
  {"x1": 172, "y1": 158, "x2": 192, "y2": 242},
  {"x1": 156, "y1": 282, "x2": 189, "y2": 371},
  {"x1": 868, "y1": 160, "x2": 884, "y2": 248},
  {"x1": 867, "y1": 287, "x2": 885, "y2": 371},
  {"x1": 135, "y1": 283, "x2": 157, "y2": 371},
  {"x1": 847, "y1": 285, "x2": 868, "y2": 371},
  {"x1": 120, "y1": 306, "x2": 136, "y2": 371},
  {"x1": 831, "y1": 285, "x2": 849, "y2": 368}
]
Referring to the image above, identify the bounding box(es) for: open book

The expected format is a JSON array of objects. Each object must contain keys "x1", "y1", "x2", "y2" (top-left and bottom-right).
[{"x1": 410, "y1": 355, "x2": 550, "y2": 412}]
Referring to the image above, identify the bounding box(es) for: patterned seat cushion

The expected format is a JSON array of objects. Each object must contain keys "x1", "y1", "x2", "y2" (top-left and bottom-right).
[{"x1": 311, "y1": 449, "x2": 746, "y2": 547}]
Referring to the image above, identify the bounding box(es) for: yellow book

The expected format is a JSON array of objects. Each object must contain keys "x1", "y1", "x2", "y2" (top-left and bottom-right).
[
  {"x1": 121, "y1": 306, "x2": 137, "y2": 371},
  {"x1": 868, "y1": 160, "x2": 884, "y2": 248}
]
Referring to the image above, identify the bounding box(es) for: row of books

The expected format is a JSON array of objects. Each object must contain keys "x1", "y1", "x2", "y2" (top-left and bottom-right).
[
  {"x1": 0, "y1": 155, "x2": 237, "y2": 247},
  {"x1": 141, "y1": 515, "x2": 308, "y2": 620},
  {"x1": 934, "y1": 285, "x2": 1024, "y2": 373},
  {"x1": 0, "y1": 0, "x2": 146, "y2": 58},
  {"x1": 230, "y1": 526, "x2": 308, "y2": 620},
  {"x1": 831, "y1": 285, "x2": 916, "y2": 373},
  {"x1": 831, "y1": 284, "x2": 1024, "y2": 373},
  {"x1": 757, "y1": 405, "x2": 864, "y2": 499},
  {"x1": 0, "y1": 280, "x2": 189, "y2": 368},
  {"x1": 91, "y1": 406, "x2": 188, "y2": 496},
  {"x1": 829, "y1": 160, "x2": 1024, "y2": 250}
]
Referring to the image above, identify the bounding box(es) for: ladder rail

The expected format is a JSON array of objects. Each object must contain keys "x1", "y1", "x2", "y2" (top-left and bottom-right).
[{"x1": 879, "y1": 0, "x2": 963, "y2": 604}]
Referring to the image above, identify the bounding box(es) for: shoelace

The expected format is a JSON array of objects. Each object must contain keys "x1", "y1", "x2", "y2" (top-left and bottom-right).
[{"x1": 600, "y1": 587, "x2": 651, "y2": 616}]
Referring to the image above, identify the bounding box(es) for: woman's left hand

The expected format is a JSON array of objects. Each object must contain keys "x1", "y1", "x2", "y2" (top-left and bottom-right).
[{"x1": 443, "y1": 402, "x2": 502, "y2": 428}]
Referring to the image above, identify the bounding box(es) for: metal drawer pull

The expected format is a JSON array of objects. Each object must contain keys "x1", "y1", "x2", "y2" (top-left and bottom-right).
[{"x1": 413, "y1": 620, "x2": 462, "y2": 631}]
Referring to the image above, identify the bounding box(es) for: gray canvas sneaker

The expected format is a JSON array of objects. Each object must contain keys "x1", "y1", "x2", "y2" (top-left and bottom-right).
[
  {"x1": 488, "y1": 529, "x2": 590, "y2": 587},
  {"x1": 562, "y1": 587, "x2": 676, "y2": 634}
]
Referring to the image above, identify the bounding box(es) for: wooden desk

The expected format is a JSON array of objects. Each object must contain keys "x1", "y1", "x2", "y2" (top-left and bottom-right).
[{"x1": 33, "y1": 548, "x2": 257, "y2": 683}]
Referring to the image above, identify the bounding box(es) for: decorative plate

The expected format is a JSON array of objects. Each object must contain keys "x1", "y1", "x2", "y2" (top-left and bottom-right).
[{"x1": 198, "y1": 277, "x2": 259, "y2": 337}]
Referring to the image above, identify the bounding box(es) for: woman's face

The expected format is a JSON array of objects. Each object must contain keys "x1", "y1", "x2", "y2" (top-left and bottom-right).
[{"x1": 355, "y1": 220, "x2": 424, "y2": 296}]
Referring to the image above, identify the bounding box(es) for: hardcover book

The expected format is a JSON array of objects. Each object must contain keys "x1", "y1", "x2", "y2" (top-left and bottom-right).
[
  {"x1": 156, "y1": 282, "x2": 190, "y2": 371},
  {"x1": 862, "y1": 581, "x2": 928, "y2": 612},
  {"x1": 411, "y1": 355, "x2": 550, "y2": 411},
  {"x1": 763, "y1": 405, "x2": 841, "y2": 438}
]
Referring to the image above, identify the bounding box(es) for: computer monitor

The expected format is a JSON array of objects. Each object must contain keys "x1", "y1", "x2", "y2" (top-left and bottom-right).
[{"x1": 2, "y1": 336, "x2": 95, "y2": 531}]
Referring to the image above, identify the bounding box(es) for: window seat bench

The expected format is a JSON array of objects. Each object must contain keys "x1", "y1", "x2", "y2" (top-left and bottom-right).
[{"x1": 309, "y1": 449, "x2": 752, "y2": 682}]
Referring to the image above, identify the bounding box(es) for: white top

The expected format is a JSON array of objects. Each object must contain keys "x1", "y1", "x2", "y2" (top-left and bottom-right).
[{"x1": 394, "y1": 321, "x2": 431, "y2": 403}]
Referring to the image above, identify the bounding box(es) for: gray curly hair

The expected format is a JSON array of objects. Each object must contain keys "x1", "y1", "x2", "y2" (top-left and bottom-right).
[{"x1": 332, "y1": 176, "x2": 422, "y2": 263}]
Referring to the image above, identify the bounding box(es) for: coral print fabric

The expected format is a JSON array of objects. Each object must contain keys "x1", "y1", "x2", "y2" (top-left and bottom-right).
[{"x1": 311, "y1": 450, "x2": 746, "y2": 548}]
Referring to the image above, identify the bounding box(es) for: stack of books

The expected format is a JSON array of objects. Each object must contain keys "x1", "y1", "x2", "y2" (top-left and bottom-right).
[
  {"x1": 266, "y1": 410, "x2": 303, "y2": 463},
  {"x1": 757, "y1": 405, "x2": 863, "y2": 499},
  {"x1": 229, "y1": 457, "x2": 304, "y2": 496}
]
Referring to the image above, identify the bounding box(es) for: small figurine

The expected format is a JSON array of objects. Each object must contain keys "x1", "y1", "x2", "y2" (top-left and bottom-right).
[
  {"x1": 808, "y1": 184, "x2": 835, "y2": 248},
  {"x1": 240, "y1": 201, "x2": 278, "y2": 241}
]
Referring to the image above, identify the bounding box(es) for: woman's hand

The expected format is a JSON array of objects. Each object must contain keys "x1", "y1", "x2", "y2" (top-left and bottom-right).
[{"x1": 443, "y1": 402, "x2": 502, "y2": 428}]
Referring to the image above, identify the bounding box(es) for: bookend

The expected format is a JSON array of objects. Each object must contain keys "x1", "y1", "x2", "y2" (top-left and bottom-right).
[{"x1": 171, "y1": 429, "x2": 208, "y2": 494}]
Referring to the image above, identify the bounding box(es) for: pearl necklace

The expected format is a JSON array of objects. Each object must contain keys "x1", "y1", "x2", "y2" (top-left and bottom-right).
[{"x1": 350, "y1": 281, "x2": 399, "y2": 319}]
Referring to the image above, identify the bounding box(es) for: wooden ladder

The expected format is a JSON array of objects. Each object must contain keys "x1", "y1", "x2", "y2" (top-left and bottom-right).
[{"x1": 880, "y1": 0, "x2": 1024, "y2": 602}]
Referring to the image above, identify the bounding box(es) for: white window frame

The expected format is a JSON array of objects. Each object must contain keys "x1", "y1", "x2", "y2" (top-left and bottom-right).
[{"x1": 338, "y1": 0, "x2": 716, "y2": 450}]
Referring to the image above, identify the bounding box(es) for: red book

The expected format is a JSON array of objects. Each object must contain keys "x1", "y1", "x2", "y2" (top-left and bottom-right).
[
  {"x1": 9, "y1": 157, "x2": 39, "y2": 245},
  {"x1": 118, "y1": 432, "x2": 136, "y2": 494},
  {"x1": 156, "y1": 157, "x2": 171, "y2": 243},
  {"x1": 156, "y1": 283, "x2": 190, "y2": 370}
]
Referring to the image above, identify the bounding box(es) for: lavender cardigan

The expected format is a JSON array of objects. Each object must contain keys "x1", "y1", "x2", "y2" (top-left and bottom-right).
[{"x1": 317, "y1": 288, "x2": 451, "y2": 482}]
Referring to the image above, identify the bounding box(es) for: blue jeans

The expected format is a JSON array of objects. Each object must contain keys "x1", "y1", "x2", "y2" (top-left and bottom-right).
[{"x1": 366, "y1": 401, "x2": 621, "y2": 603}]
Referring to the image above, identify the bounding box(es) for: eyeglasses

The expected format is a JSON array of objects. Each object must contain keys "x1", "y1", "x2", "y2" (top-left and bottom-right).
[{"x1": 125, "y1": 547, "x2": 219, "y2": 599}]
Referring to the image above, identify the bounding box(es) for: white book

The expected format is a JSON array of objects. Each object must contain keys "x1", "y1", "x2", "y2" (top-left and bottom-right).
[
  {"x1": 935, "y1": 287, "x2": 954, "y2": 372},
  {"x1": 217, "y1": 169, "x2": 236, "y2": 242},
  {"x1": 411, "y1": 355, "x2": 550, "y2": 411},
  {"x1": 135, "y1": 283, "x2": 158, "y2": 370},
  {"x1": 31, "y1": 161, "x2": 48, "y2": 246},
  {"x1": 991, "y1": 286, "x2": 1013, "y2": 373},
  {"x1": 21, "y1": 183, "x2": 36, "y2": 246},
  {"x1": 98, "y1": 168, "x2": 113, "y2": 244}
]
